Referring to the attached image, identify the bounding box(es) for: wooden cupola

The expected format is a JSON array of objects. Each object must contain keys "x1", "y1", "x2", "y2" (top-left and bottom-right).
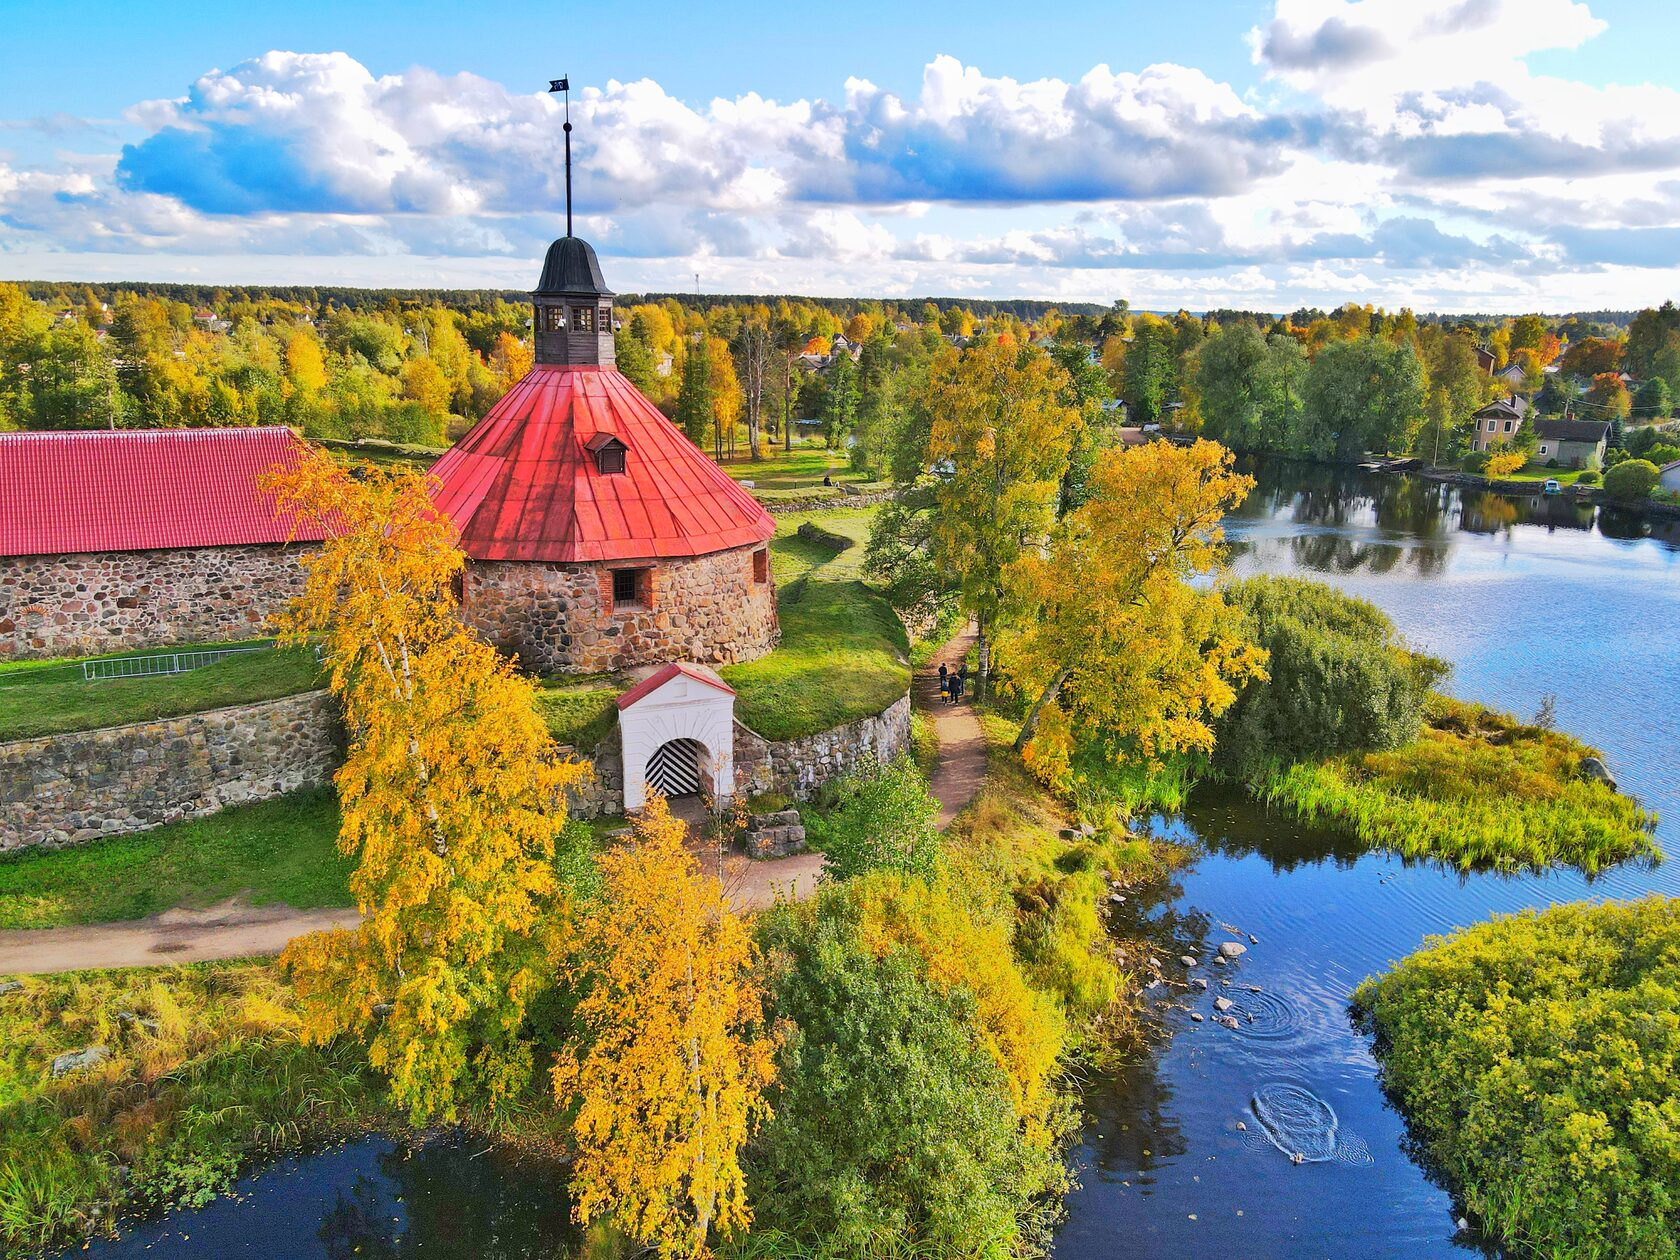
[{"x1": 533, "y1": 236, "x2": 616, "y2": 368}]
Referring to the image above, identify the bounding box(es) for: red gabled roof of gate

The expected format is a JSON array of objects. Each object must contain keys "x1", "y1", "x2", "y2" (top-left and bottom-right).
[
  {"x1": 428, "y1": 365, "x2": 776, "y2": 563},
  {"x1": 0, "y1": 426, "x2": 322, "y2": 559},
  {"x1": 616, "y1": 661, "x2": 738, "y2": 710}
]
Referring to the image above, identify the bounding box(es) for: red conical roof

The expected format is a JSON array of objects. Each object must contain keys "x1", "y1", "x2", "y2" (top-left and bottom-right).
[{"x1": 429, "y1": 365, "x2": 775, "y2": 563}]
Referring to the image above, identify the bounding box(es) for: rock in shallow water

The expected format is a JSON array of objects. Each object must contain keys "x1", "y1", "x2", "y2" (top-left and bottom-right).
[{"x1": 1218, "y1": 941, "x2": 1247, "y2": 959}]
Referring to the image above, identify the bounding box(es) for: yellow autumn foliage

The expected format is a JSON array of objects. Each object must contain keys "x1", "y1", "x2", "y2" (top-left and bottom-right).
[
  {"x1": 1485, "y1": 450, "x2": 1526, "y2": 478},
  {"x1": 263, "y1": 450, "x2": 587, "y2": 1122},
  {"x1": 553, "y1": 795, "x2": 776, "y2": 1260},
  {"x1": 847, "y1": 871, "x2": 1068, "y2": 1151},
  {"x1": 1008, "y1": 439, "x2": 1267, "y2": 783}
]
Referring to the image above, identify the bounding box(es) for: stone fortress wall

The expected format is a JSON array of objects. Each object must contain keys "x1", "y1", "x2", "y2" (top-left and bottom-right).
[
  {"x1": 0, "y1": 691, "x2": 340, "y2": 852},
  {"x1": 0, "y1": 544, "x2": 313, "y2": 661},
  {"x1": 463, "y1": 541, "x2": 780, "y2": 675},
  {"x1": 1, "y1": 689, "x2": 911, "y2": 851}
]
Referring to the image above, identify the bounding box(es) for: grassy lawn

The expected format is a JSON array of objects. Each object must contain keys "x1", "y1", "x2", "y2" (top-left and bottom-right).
[
  {"x1": 724, "y1": 579, "x2": 909, "y2": 742},
  {"x1": 0, "y1": 642, "x2": 325, "y2": 742},
  {"x1": 1497, "y1": 464, "x2": 1587, "y2": 485},
  {"x1": 717, "y1": 444, "x2": 888, "y2": 499},
  {"x1": 534, "y1": 682, "x2": 620, "y2": 750},
  {"x1": 766, "y1": 506, "x2": 876, "y2": 583},
  {"x1": 0, "y1": 788, "x2": 352, "y2": 930}
]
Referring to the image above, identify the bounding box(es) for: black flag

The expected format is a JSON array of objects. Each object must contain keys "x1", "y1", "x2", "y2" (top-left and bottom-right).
[{"x1": 549, "y1": 78, "x2": 568, "y2": 93}]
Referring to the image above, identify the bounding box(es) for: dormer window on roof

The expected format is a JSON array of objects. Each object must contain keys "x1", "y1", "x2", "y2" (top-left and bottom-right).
[{"x1": 585, "y1": 432, "x2": 628, "y2": 475}]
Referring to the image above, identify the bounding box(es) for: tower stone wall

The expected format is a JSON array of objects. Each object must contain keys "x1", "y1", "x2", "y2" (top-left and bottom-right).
[{"x1": 463, "y1": 542, "x2": 779, "y2": 674}]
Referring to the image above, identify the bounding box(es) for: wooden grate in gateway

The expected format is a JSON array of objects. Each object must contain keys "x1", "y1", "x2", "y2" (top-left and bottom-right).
[{"x1": 646, "y1": 738, "x2": 704, "y2": 798}]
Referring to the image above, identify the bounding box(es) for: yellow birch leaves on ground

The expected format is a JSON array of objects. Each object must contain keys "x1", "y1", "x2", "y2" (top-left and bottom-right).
[
  {"x1": 262, "y1": 451, "x2": 587, "y2": 1123},
  {"x1": 553, "y1": 795, "x2": 775, "y2": 1260}
]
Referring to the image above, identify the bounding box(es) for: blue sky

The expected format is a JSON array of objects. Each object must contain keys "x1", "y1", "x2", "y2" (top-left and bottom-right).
[{"x1": 4, "y1": 0, "x2": 1680, "y2": 311}]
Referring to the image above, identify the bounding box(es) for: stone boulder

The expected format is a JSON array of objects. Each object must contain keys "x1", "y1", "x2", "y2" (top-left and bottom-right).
[
  {"x1": 1580, "y1": 756, "x2": 1618, "y2": 792},
  {"x1": 742, "y1": 808, "x2": 807, "y2": 859}
]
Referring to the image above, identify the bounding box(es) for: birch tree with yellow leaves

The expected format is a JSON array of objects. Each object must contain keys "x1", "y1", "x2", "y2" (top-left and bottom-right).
[
  {"x1": 262, "y1": 450, "x2": 587, "y2": 1122},
  {"x1": 925, "y1": 336, "x2": 1079, "y2": 699},
  {"x1": 1007, "y1": 439, "x2": 1268, "y2": 784},
  {"x1": 553, "y1": 794, "x2": 775, "y2": 1259}
]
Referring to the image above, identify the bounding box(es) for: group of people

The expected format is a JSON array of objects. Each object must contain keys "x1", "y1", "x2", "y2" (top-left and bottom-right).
[{"x1": 937, "y1": 661, "x2": 968, "y2": 704}]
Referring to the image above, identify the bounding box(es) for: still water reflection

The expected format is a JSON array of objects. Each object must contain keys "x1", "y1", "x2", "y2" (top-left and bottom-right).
[{"x1": 1054, "y1": 462, "x2": 1680, "y2": 1258}]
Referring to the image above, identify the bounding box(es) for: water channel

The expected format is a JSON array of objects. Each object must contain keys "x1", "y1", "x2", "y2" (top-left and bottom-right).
[
  {"x1": 81, "y1": 461, "x2": 1680, "y2": 1258},
  {"x1": 1055, "y1": 460, "x2": 1680, "y2": 1257}
]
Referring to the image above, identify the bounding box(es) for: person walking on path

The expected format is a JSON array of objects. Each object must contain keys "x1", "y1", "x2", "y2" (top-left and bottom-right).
[
  {"x1": 938, "y1": 662, "x2": 950, "y2": 704},
  {"x1": 954, "y1": 662, "x2": 967, "y2": 703}
]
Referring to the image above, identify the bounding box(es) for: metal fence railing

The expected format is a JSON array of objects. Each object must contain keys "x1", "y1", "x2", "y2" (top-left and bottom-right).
[{"x1": 80, "y1": 645, "x2": 270, "y2": 682}]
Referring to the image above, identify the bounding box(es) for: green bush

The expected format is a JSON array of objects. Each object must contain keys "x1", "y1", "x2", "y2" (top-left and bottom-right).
[
  {"x1": 751, "y1": 898, "x2": 1061, "y2": 1259},
  {"x1": 1545, "y1": 457, "x2": 1561, "y2": 468},
  {"x1": 1214, "y1": 576, "x2": 1447, "y2": 780},
  {"x1": 1355, "y1": 898, "x2": 1680, "y2": 1258},
  {"x1": 1603, "y1": 458, "x2": 1660, "y2": 503},
  {"x1": 1578, "y1": 469, "x2": 1602, "y2": 486},
  {"x1": 805, "y1": 753, "x2": 942, "y2": 881},
  {"x1": 1461, "y1": 449, "x2": 1492, "y2": 474}
]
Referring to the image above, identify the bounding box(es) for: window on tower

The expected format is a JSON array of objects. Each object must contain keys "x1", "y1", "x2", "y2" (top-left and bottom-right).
[
  {"x1": 543, "y1": 307, "x2": 564, "y2": 333},
  {"x1": 573, "y1": 306, "x2": 596, "y2": 333}
]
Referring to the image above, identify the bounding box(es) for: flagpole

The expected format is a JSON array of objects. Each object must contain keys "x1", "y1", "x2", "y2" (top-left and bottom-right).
[{"x1": 549, "y1": 75, "x2": 572, "y2": 238}]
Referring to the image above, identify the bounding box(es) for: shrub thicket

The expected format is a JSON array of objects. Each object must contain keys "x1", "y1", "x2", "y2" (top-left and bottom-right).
[
  {"x1": 1259, "y1": 696, "x2": 1658, "y2": 872},
  {"x1": 1604, "y1": 458, "x2": 1660, "y2": 503},
  {"x1": 750, "y1": 890, "x2": 1064, "y2": 1259},
  {"x1": 1355, "y1": 897, "x2": 1680, "y2": 1258},
  {"x1": 1214, "y1": 576, "x2": 1447, "y2": 780},
  {"x1": 805, "y1": 753, "x2": 942, "y2": 881}
]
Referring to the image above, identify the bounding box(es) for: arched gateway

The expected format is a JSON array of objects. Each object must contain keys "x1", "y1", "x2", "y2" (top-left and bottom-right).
[{"x1": 615, "y1": 662, "x2": 737, "y2": 812}]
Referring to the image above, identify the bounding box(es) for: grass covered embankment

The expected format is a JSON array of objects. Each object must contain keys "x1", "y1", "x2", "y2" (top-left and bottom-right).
[
  {"x1": 0, "y1": 641, "x2": 324, "y2": 742},
  {"x1": 0, "y1": 962, "x2": 387, "y2": 1252},
  {"x1": 1354, "y1": 897, "x2": 1680, "y2": 1258},
  {"x1": 723, "y1": 579, "x2": 909, "y2": 742},
  {"x1": 1255, "y1": 696, "x2": 1658, "y2": 873},
  {"x1": 0, "y1": 789, "x2": 351, "y2": 931}
]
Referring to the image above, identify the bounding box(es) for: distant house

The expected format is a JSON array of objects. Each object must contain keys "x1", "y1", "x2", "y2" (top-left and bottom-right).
[
  {"x1": 1470, "y1": 395, "x2": 1529, "y2": 452},
  {"x1": 1532, "y1": 418, "x2": 1610, "y2": 469},
  {"x1": 1494, "y1": 362, "x2": 1528, "y2": 389},
  {"x1": 1657, "y1": 459, "x2": 1680, "y2": 493},
  {"x1": 1473, "y1": 345, "x2": 1498, "y2": 375}
]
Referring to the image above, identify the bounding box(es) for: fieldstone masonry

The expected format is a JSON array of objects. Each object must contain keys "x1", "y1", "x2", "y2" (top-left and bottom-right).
[
  {"x1": 0, "y1": 691, "x2": 340, "y2": 851},
  {"x1": 732, "y1": 694, "x2": 912, "y2": 803},
  {"x1": 463, "y1": 543, "x2": 780, "y2": 674},
  {"x1": 0, "y1": 544, "x2": 313, "y2": 660}
]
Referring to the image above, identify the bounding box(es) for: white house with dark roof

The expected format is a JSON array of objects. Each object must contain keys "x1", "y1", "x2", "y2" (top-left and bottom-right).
[{"x1": 1532, "y1": 418, "x2": 1610, "y2": 469}]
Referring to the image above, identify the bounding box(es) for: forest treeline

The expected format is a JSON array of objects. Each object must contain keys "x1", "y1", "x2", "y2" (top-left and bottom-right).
[{"x1": 4, "y1": 279, "x2": 1680, "y2": 471}]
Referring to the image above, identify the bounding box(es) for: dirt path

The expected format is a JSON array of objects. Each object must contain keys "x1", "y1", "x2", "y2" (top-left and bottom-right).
[
  {"x1": 0, "y1": 844, "x2": 826, "y2": 976},
  {"x1": 917, "y1": 626, "x2": 988, "y2": 827}
]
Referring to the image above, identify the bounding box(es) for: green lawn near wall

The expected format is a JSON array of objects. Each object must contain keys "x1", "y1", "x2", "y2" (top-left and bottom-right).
[
  {"x1": 0, "y1": 789, "x2": 351, "y2": 930},
  {"x1": 0, "y1": 642, "x2": 325, "y2": 743},
  {"x1": 723, "y1": 579, "x2": 909, "y2": 742}
]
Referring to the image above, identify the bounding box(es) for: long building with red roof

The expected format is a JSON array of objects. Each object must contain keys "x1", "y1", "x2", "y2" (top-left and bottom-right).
[
  {"x1": 0, "y1": 427, "x2": 320, "y2": 659},
  {"x1": 429, "y1": 234, "x2": 779, "y2": 674}
]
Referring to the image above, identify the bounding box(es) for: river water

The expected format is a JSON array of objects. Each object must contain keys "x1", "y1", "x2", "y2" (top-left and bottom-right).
[
  {"x1": 77, "y1": 463, "x2": 1680, "y2": 1258},
  {"x1": 1054, "y1": 460, "x2": 1680, "y2": 1258}
]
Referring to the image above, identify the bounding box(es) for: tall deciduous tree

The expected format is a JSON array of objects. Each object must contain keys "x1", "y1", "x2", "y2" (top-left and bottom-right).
[
  {"x1": 675, "y1": 336, "x2": 715, "y2": 447},
  {"x1": 1007, "y1": 440, "x2": 1267, "y2": 777},
  {"x1": 925, "y1": 337, "x2": 1078, "y2": 697},
  {"x1": 553, "y1": 794, "x2": 775, "y2": 1260},
  {"x1": 265, "y1": 451, "x2": 587, "y2": 1122}
]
